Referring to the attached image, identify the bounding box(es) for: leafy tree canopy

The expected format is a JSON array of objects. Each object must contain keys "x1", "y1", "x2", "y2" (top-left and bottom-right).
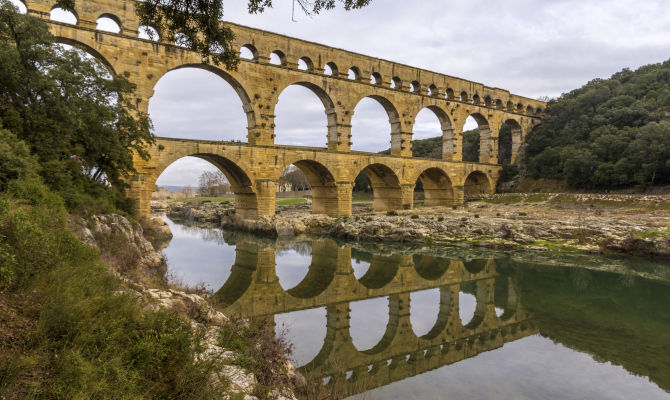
[
  {"x1": 0, "y1": 1, "x2": 153, "y2": 212},
  {"x1": 524, "y1": 59, "x2": 670, "y2": 190}
]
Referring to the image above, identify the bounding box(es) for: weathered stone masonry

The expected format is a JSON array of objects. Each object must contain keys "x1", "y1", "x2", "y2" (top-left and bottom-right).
[{"x1": 22, "y1": 0, "x2": 545, "y2": 218}]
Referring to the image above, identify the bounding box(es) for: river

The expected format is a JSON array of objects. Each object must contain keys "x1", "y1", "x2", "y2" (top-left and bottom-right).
[{"x1": 160, "y1": 216, "x2": 670, "y2": 400}]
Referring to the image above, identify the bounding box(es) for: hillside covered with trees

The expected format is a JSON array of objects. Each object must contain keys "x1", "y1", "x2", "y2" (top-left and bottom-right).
[{"x1": 523, "y1": 60, "x2": 670, "y2": 190}]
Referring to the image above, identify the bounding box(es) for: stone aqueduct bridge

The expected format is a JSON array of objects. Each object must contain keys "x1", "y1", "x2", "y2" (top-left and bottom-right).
[
  {"x1": 24, "y1": 0, "x2": 546, "y2": 218},
  {"x1": 216, "y1": 239, "x2": 537, "y2": 397}
]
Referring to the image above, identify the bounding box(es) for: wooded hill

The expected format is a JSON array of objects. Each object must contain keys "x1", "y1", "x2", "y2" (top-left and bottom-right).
[{"x1": 524, "y1": 59, "x2": 670, "y2": 190}]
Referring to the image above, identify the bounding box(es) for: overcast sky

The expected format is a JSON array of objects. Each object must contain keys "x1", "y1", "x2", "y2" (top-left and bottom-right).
[{"x1": 35, "y1": 0, "x2": 670, "y2": 186}]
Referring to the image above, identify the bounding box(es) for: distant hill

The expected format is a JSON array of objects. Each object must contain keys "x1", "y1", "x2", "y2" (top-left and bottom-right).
[
  {"x1": 523, "y1": 59, "x2": 670, "y2": 190},
  {"x1": 157, "y1": 185, "x2": 190, "y2": 193}
]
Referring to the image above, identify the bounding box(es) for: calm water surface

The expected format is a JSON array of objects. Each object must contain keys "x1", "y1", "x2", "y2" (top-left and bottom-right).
[{"x1": 161, "y1": 216, "x2": 670, "y2": 400}]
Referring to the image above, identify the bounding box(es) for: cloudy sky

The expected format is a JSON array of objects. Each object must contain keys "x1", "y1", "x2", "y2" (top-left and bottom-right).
[{"x1": 36, "y1": 0, "x2": 670, "y2": 186}]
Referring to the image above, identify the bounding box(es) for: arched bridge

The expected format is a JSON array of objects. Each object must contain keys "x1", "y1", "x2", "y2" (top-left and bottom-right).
[
  {"x1": 213, "y1": 238, "x2": 537, "y2": 398},
  {"x1": 22, "y1": 0, "x2": 546, "y2": 218}
]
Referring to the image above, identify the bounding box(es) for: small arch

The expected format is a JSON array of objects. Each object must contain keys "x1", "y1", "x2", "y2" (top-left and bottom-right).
[
  {"x1": 495, "y1": 99, "x2": 504, "y2": 109},
  {"x1": 472, "y1": 94, "x2": 481, "y2": 105},
  {"x1": 445, "y1": 88, "x2": 455, "y2": 100},
  {"x1": 269, "y1": 50, "x2": 286, "y2": 66},
  {"x1": 415, "y1": 167, "x2": 454, "y2": 207},
  {"x1": 324, "y1": 61, "x2": 338, "y2": 76},
  {"x1": 348, "y1": 66, "x2": 361, "y2": 81},
  {"x1": 50, "y1": 6, "x2": 77, "y2": 24},
  {"x1": 298, "y1": 56, "x2": 314, "y2": 71},
  {"x1": 138, "y1": 25, "x2": 160, "y2": 41},
  {"x1": 354, "y1": 163, "x2": 402, "y2": 213},
  {"x1": 536, "y1": 107, "x2": 544, "y2": 115},
  {"x1": 428, "y1": 84, "x2": 438, "y2": 97},
  {"x1": 516, "y1": 103, "x2": 524, "y2": 113},
  {"x1": 370, "y1": 72, "x2": 382, "y2": 85},
  {"x1": 506, "y1": 101, "x2": 514, "y2": 111},
  {"x1": 464, "y1": 171, "x2": 491, "y2": 199},
  {"x1": 95, "y1": 14, "x2": 121, "y2": 33},
  {"x1": 459, "y1": 91, "x2": 469, "y2": 102},
  {"x1": 7, "y1": 0, "x2": 27, "y2": 14},
  {"x1": 174, "y1": 32, "x2": 190, "y2": 48},
  {"x1": 526, "y1": 105, "x2": 534, "y2": 115},
  {"x1": 390, "y1": 76, "x2": 402, "y2": 90},
  {"x1": 239, "y1": 44, "x2": 257, "y2": 60},
  {"x1": 410, "y1": 80, "x2": 421, "y2": 93},
  {"x1": 484, "y1": 95, "x2": 493, "y2": 107}
]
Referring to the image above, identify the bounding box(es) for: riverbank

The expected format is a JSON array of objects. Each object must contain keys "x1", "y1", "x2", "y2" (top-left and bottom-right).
[{"x1": 153, "y1": 193, "x2": 670, "y2": 258}]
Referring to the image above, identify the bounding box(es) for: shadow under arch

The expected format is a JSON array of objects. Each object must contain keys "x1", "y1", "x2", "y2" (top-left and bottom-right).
[
  {"x1": 351, "y1": 94, "x2": 401, "y2": 152},
  {"x1": 355, "y1": 163, "x2": 402, "y2": 212},
  {"x1": 464, "y1": 258, "x2": 489, "y2": 274},
  {"x1": 53, "y1": 37, "x2": 117, "y2": 76},
  {"x1": 285, "y1": 239, "x2": 338, "y2": 299},
  {"x1": 357, "y1": 254, "x2": 401, "y2": 289},
  {"x1": 414, "y1": 106, "x2": 454, "y2": 160},
  {"x1": 415, "y1": 167, "x2": 455, "y2": 207},
  {"x1": 413, "y1": 255, "x2": 450, "y2": 280},
  {"x1": 160, "y1": 63, "x2": 256, "y2": 139},
  {"x1": 274, "y1": 81, "x2": 337, "y2": 148},
  {"x1": 285, "y1": 159, "x2": 338, "y2": 216},
  {"x1": 464, "y1": 171, "x2": 492, "y2": 200}
]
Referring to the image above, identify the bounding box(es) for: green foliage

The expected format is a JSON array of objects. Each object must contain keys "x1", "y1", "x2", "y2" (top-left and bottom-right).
[
  {"x1": 462, "y1": 129, "x2": 480, "y2": 162},
  {"x1": 524, "y1": 59, "x2": 670, "y2": 189},
  {"x1": 0, "y1": 2, "x2": 153, "y2": 211}
]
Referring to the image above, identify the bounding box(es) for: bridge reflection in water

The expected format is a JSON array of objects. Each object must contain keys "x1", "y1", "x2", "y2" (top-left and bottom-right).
[{"x1": 211, "y1": 236, "x2": 538, "y2": 398}]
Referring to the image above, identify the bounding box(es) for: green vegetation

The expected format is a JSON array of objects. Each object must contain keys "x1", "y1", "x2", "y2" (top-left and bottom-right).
[
  {"x1": 524, "y1": 59, "x2": 670, "y2": 190},
  {"x1": 0, "y1": 5, "x2": 283, "y2": 398},
  {"x1": 0, "y1": 1, "x2": 153, "y2": 214}
]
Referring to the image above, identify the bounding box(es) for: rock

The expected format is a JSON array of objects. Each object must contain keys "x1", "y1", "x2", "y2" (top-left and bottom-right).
[{"x1": 220, "y1": 365, "x2": 257, "y2": 394}]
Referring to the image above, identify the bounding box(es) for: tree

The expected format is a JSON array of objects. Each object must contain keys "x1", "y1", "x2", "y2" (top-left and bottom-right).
[
  {"x1": 198, "y1": 170, "x2": 230, "y2": 197},
  {"x1": 0, "y1": 1, "x2": 153, "y2": 210},
  {"x1": 279, "y1": 166, "x2": 310, "y2": 191}
]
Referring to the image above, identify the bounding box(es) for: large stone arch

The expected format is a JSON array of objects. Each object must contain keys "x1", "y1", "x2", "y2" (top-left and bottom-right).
[
  {"x1": 412, "y1": 255, "x2": 450, "y2": 281},
  {"x1": 350, "y1": 94, "x2": 402, "y2": 153},
  {"x1": 278, "y1": 158, "x2": 340, "y2": 216},
  {"x1": 152, "y1": 153, "x2": 257, "y2": 218},
  {"x1": 273, "y1": 81, "x2": 337, "y2": 148},
  {"x1": 463, "y1": 170, "x2": 493, "y2": 199},
  {"x1": 411, "y1": 105, "x2": 455, "y2": 160},
  {"x1": 412, "y1": 167, "x2": 455, "y2": 207},
  {"x1": 155, "y1": 64, "x2": 256, "y2": 141},
  {"x1": 52, "y1": 37, "x2": 117, "y2": 76},
  {"x1": 464, "y1": 112, "x2": 496, "y2": 164},
  {"x1": 414, "y1": 286, "x2": 454, "y2": 340},
  {"x1": 354, "y1": 162, "x2": 403, "y2": 212}
]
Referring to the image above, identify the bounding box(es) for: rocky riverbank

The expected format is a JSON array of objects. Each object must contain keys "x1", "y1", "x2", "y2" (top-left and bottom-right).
[
  {"x1": 68, "y1": 213, "x2": 300, "y2": 400},
  {"x1": 154, "y1": 192, "x2": 670, "y2": 258}
]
